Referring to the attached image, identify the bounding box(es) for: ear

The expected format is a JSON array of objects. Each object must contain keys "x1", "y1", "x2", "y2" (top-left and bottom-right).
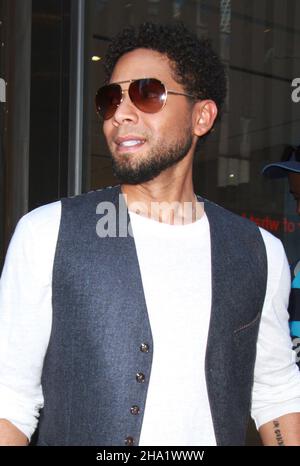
[{"x1": 192, "y1": 100, "x2": 218, "y2": 137}]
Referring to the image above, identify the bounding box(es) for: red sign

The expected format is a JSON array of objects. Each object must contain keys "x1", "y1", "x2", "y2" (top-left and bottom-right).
[{"x1": 241, "y1": 213, "x2": 300, "y2": 234}]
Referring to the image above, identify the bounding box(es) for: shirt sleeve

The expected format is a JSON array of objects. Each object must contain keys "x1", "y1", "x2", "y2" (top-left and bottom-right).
[
  {"x1": 251, "y1": 229, "x2": 300, "y2": 429},
  {"x1": 0, "y1": 202, "x2": 60, "y2": 440}
]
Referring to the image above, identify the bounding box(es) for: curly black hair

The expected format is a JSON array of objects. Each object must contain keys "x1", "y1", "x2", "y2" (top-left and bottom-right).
[{"x1": 103, "y1": 22, "x2": 227, "y2": 116}]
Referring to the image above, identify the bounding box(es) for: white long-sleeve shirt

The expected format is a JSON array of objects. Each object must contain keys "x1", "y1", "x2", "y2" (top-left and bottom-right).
[{"x1": 0, "y1": 200, "x2": 300, "y2": 445}]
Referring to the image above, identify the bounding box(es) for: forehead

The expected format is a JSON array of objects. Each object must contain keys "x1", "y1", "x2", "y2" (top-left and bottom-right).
[{"x1": 109, "y1": 48, "x2": 176, "y2": 84}]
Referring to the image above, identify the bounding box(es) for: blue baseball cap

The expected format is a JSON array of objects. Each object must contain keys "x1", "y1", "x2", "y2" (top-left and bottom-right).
[{"x1": 262, "y1": 146, "x2": 300, "y2": 179}]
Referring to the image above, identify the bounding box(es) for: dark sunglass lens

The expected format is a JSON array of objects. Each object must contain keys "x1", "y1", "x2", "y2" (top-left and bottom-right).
[
  {"x1": 95, "y1": 84, "x2": 122, "y2": 120},
  {"x1": 129, "y1": 78, "x2": 166, "y2": 113}
]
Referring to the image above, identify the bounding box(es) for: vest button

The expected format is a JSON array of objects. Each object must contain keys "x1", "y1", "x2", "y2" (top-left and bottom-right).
[
  {"x1": 140, "y1": 343, "x2": 149, "y2": 353},
  {"x1": 136, "y1": 372, "x2": 145, "y2": 383},
  {"x1": 130, "y1": 405, "x2": 140, "y2": 415},
  {"x1": 125, "y1": 436, "x2": 134, "y2": 446}
]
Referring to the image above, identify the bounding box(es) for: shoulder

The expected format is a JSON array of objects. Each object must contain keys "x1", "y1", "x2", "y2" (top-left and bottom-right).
[
  {"x1": 61, "y1": 185, "x2": 121, "y2": 209},
  {"x1": 3, "y1": 200, "x2": 62, "y2": 284},
  {"x1": 201, "y1": 197, "x2": 258, "y2": 230},
  {"x1": 11, "y1": 200, "x2": 62, "y2": 256},
  {"x1": 259, "y1": 227, "x2": 290, "y2": 294},
  {"x1": 18, "y1": 185, "x2": 120, "y2": 231},
  {"x1": 20, "y1": 200, "x2": 61, "y2": 229},
  {"x1": 202, "y1": 198, "x2": 285, "y2": 252},
  {"x1": 201, "y1": 198, "x2": 264, "y2": 246},
  {"x1": 15, "y1": 200, "x2": 61, "y2": 236},
  {"x1": 259, "y1": 227, "x2": 286, "y2": 258}
]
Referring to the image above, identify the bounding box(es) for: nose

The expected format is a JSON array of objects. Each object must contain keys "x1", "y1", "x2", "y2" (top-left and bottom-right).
[{"x1": 112, "y1": 90, "x2": 138, "y2": 125}]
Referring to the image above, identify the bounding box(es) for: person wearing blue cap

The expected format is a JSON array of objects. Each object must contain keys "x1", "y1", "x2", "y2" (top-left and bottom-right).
[{"x1": 263, "y1": 145, "x2": 300, "y2": 368}]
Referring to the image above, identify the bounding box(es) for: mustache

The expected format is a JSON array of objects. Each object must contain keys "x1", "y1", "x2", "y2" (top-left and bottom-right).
[{"x1": 113, "y1": 130, "x2": 149, "y2": 139}]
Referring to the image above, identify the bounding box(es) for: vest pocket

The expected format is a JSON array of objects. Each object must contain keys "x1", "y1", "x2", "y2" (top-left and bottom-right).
[
  {"x1": 233, "y1": 311, "x2": 261, "y2": 336},
  {"x1": 232, "y1": 311, "x2": 262, "y2": 385}
]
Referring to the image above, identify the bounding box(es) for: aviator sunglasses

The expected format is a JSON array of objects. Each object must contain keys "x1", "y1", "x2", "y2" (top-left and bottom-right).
[{"x1": 95, "y1": 78, "x2": 195, "y2": 120}]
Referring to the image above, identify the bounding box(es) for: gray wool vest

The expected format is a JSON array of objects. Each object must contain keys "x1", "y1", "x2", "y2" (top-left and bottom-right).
[{"x1": 37, "y1": 184, "x2": 267, "y2": 446}]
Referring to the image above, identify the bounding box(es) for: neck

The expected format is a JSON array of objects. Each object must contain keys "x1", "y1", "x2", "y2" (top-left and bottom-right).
[{"x1": 121, "y1": 164, "x2": 203, "y2": 225}]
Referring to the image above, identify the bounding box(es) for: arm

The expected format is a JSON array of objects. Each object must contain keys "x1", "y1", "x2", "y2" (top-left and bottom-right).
[
  {"x1": 259, "y1": 413, "x2": 300, "y2": 446},
  {"x1": 251, "y1": 232, "x2": 300, "y2": 441},
  {"x1": 0, "y1": 419, "x2": 28, "y2": 446},
  {"x1": 0, "y1": 204, "x2": 60, "y2": 445}
]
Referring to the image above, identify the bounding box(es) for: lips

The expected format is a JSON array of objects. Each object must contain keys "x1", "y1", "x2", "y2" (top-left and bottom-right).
[{"x1": 115, "y1": 135, "x2": 146, "y2": 152}]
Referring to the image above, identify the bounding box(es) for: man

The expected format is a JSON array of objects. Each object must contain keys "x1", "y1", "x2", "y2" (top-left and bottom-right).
[
  {"x1": 0, "y1": 22, "x2": 300, "y2": 446},
  {"x1": 263, "y1": 146, "x2": 300, "y2": 368}
]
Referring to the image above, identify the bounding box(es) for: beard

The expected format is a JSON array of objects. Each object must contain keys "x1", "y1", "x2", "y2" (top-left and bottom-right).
[{"x1": 110, "y1": 132, "x2": 193, "y2": 185}]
